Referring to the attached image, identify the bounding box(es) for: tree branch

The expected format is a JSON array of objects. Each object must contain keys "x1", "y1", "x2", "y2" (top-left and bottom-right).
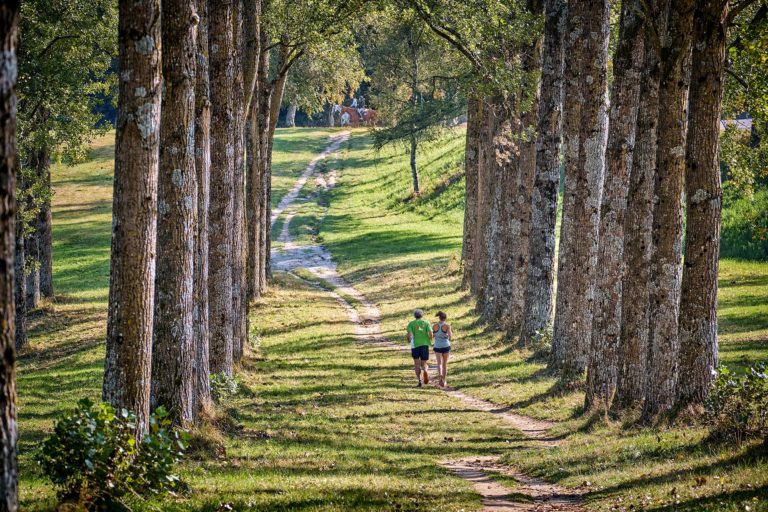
[{"x1": 37, "y1": 35, "x2": 80, "y2": 59}]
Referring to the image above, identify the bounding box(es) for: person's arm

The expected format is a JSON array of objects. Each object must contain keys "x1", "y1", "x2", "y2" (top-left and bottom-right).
[
  {"x1": 447, "y1": 324, "x2": 453, "y2": 341},
  {"x1": 406, "y1": 324, "x2": 413, "y2": 344},
  {"x1": 428, "y1": 323, "x2": 434, "y2": 341}
]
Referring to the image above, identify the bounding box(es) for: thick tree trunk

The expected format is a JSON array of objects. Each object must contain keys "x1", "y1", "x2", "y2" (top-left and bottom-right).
[
  {"x1": 285, "y1": 102, "x2": 297, "y2": 127},
  {"x1": 151, "y1": 0, "x2": 197, "y2": 427},
  {"x1": 231, "y1": 0, "x2": 246, "y2": 363},
  {"x1": 643, "y1": 0, "x2": 694, "y2": 421},
  {"x1": 480, "y1": 95, "x2": 519, "y2": 327},
  {"x1": 613, "y1": 32, "x2": 661, "y2": 413},
  {"x1": 0, "y1": 5, "x2": 20, "y2": 510},
  {"x1": 207, "y1": 0, "x2": 235, "y2": 375},
  {"x1": 245, "y1": 0, "x2": 262, "y2": 303},
  {"x1": 461, "y1": 97, "x2": 482, "y2": 289},
  {"x1": 550, "y1": 0, "x2": 610, "y2": 379},
  {"x1": 504, "y1": 10, "x2": 542, "y2": 335},
  {"x1": 471, "y1": 98, "x2": 495, "y2": 299},
  {"x1": 103, "y1": 0, "x2": 162, "y2": 433},
  {"x1": 24, "y1": 262, "x2": 38, "y2": 311},
  {"x1": 193, "y1": 0, "x2": 212, "y2": 417},
  {"x1": 35, "y1": 146, "x2": 52, "y2": 299},
  {"x1": 584, "y1": 0, "x2": 645, "y2": 411},
  {"x1": 676, "y1": 0, "x2": 726, "y2": 412},
  {"x1": 520, "y1": 0, "x2": 565, "y2": 346}
]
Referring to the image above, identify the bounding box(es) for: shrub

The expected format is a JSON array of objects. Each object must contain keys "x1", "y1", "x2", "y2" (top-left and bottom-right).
[
  {"x1": 37, "y1": 399, "x2": 188, "y2": 511},
  {"x1": 720, "y1": 189, "x2": 768, "y2": 261},
  {"x1": 706, "y1": 364, "x2": 768, "y2": 445},
  {"x1": 210, "y1": 372, "x2": 239, "y2": 403}
]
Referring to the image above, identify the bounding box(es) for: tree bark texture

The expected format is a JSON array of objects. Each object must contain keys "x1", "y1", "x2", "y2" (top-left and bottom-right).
[
  {"x1": 256, "y1": 45, "x2": 270, "y2": 295},
  {"x1": 520, "y1": 0, "x2": 565, "y2": 345},
  {"x1": 245, "y1": 0, "x2": 262, "y2": 303},
  {"x1": 550, "y1": 0, "x2": 610, "y2": 377},
  {"x1": 103, "y1": 0, "x2": 161, "y2": 433},
  {"x1": 505, "y1": 11, "x2": 543, "y2": 335},
  {"x1": 585, "y1": 0, "x2": 645, "y2": 411},
  {"x1": 152, "y1": 0, "x2": 197, "y2": 427},
  {"x1": 0, "y1": 2, "x2": 19, "y2": 506},
  {"x1": 480, "y1": 94, "x2": 520, "y2": 327},
  {"x1": 643, "y1": 0, "x2": 694, "y2": 421},
  {"x1": 461, "y1": 97, "x2": 482, "y2": 290},
  {"x1": 207, "y1": 0, "x2": 235, "y2": 375},
  {"x1": 471, "y1": 98, "x2": 494, "y2": 298},
  {"x1": 676, "y1": 0, "x2": 726, "y2": 411},
  {"x1": 193, "y1": 0, "x2": 212, "y2": 416},
  {"x1": 232, "y1": 0, "x2": 247, "y2": 363},
  {"x1": 614, "y1": 31, "x2": 661, "y2": 413}
]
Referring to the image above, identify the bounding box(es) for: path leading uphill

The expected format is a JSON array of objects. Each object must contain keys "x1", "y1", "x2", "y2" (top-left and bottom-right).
[{"x1": 269, "y1": 133, "x2": 583, "y2": 511}]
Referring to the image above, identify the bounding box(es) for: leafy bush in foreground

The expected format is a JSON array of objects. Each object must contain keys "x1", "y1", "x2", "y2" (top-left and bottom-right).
[
  {"x1": 706, "y1": 364, "x2": 768, "y2": 445},
  {"x1": 37, "y1": 399, "x2": 188, "y2": 511}
]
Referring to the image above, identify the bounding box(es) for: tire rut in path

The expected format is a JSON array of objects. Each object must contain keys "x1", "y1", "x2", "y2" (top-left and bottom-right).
[{"x1": 270, "y1": 133, "x2": 584, "y2": 511}]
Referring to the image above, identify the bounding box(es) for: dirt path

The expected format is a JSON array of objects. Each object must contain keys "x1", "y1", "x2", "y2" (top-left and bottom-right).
[{"x1": 270, "y1": 134, "x2": 583, "y2": 511}]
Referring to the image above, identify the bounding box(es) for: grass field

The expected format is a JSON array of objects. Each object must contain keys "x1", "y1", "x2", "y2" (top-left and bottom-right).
[{"x1": 15, "y1": 127, "x2": 768, "y2": 511}]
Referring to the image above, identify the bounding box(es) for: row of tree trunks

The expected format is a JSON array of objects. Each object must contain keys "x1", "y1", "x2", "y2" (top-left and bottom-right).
[
  {"x1": 519, "y1": 0, "x2": 565, "y2": 346},
  {"x1": 471, "y1": 98, "x2": 496, "y2": 302},
  {"x1": 151, "y1": 0, "x2": 198, "y2": 426},
  {"x1": 102, "y1": 0, "x2": 162, "y2": 433},
  {"x1": 550, "y1": 0, "x2": 610, "y2": 379},
  {"x1": 0, "y1": 0, "x2": 20, "y2": 507},
  {"x1": 584, "y1": 0, "x2": 645, "y2": 411}
]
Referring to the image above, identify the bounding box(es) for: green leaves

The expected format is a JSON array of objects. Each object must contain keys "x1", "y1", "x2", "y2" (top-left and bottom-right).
[
  {"x1": 37, "y1": 399, "x2": 187, "y2": 510},
  {"x1": 707, "y1": 363, "x2": 768, "y2": 445}
]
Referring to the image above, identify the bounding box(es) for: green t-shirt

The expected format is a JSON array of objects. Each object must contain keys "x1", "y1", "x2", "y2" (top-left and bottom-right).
[{"x1": 407, "y1": 319, "x2": 432, "y2": 348}]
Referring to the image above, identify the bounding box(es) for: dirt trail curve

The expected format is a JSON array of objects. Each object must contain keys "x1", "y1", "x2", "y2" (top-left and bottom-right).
[{"x1": 270, "y1": 133, "x2": 584, "y2": 512}]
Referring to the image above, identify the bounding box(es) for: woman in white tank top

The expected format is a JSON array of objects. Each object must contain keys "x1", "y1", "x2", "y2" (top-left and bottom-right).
[{"x1": 432, "y1": 311, "x2": 453, "y2": 388}]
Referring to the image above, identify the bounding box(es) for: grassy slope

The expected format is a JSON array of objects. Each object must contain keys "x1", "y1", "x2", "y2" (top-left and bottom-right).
[{"x1": 317, "y1": 130, "x2": 768, "y2": 511}]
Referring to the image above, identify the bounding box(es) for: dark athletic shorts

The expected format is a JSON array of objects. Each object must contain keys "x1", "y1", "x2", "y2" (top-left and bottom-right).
[
  {"x1": 434, "y1": 346, "x2": 451, "y2": 354},
  {"x1": 411, "y1": 345, "x2": 429, "y2": 361}
]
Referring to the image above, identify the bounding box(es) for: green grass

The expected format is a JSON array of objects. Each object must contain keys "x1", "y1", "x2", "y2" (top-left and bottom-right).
[{"x1": 15, "y1": 127, "x2": 768, "y2": 511}]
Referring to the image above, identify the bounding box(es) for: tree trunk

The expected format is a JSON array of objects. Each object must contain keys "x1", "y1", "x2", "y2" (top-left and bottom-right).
[
  {"x1": 151, "y1": 0, "x2": 197, "y2": 427},
  {"x1": 256, "y1": 41, "x2": 270, "y2": 295},
  {"x1": 613, "y1": 30, "x2": 661, "y2": 413},
  {"x1": 24, "y1": 261, "x2": 38, "y2": 311},
  {"x1": 643, "y1": 0, "x2": 694, "y2": 421},
  {"x1": 584, "y1": 0, "x2": 645, "y2": 411},
  {"x1": 193, "y1": 0, "x2": 212, "y2": 417},
  {"x1": 12, "y1": 213, "x2": 23, "y2": 351},
  {"x1": 461, "y1": 97, "x2": 482, "y2": 289},
  {"x1": 519, "y1": 0, "x2": 565, "y2": 346},
  {"x1": 676, "y1": 0, "x2": 726, "y2": 412},
  {"x1": 208, "y1": 0, "x2": 235, "y2": 376},
  {"x1": 244, "y1": 0, "x2": 262, "y2": 303},
  {"x1": 327, "y1": 103, "x2": 335, "y2": 127},
  {"x1": 285, "y1": 102, "x2": 297, "y2": 127},
  {"x1": 231, "y1": 0, "x2": 247, "y2": 363},
  {"x1": 479, "y1": 95, "x2": 518, "y2": 326},
  {"x1": 550, "y1": 0, "x2": 610, "y2": 379},
  {"x1": 35, "y1": 146, "x2": 53, "y2": 298},
  {"x1": 505, "y1": 7, "x2": 542, "y2": 335},
  {"x1": 103, "y1": 0, "x2": 162, "y2": 433},
  {"x1": 471, "y1": 98, "x2": 495, "y2": 299},
  {"x1": 410, "y1": 133, "x2": 419, "y2": 194},
  {"x1": 0, "y1": 4, "x2": 19, "y2": 510},
  {"x1": 262, "y1": 42, "x2": 289, "y2": 282}
]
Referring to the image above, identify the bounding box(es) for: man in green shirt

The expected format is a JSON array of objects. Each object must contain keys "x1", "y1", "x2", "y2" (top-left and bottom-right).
[{"x1": 407, "y1": 309, "x2": 433, "y2": 387}]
